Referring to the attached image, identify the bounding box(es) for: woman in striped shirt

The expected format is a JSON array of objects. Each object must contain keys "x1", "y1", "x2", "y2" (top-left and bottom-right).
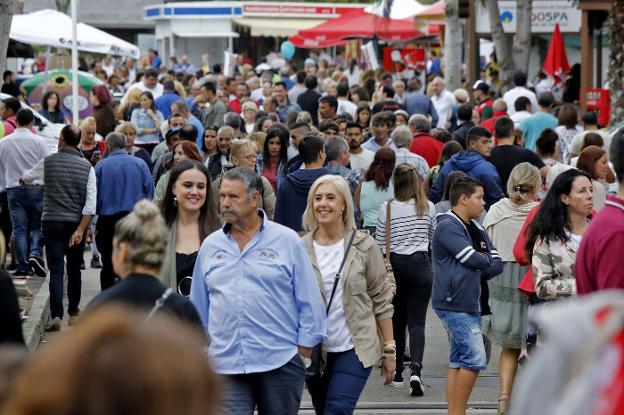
[{"x1": 375, "y1": 163, "x2": 437, "y2": 396}]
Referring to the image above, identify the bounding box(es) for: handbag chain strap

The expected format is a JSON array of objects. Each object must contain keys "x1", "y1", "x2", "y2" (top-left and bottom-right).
[{"x1": 325, "y1": 230, "x2": 357, "y2": 315}]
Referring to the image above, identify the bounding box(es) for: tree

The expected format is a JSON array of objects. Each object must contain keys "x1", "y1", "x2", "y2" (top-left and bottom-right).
[
  {"x1": 0, "y1": 0, "x2": 21, "y2": 86},
  {"x1": 444, "y1": 0, "x2": 462, "y2": 90},
  {"x1": 486, "y1": 0, "x2": 532, "y2": 92},
  {"x1": 55, "y1": 0, "x2": 70, "y2": 14},
  {"x1": 609, "y1": 1, "x2": 624, "y2": 124}
]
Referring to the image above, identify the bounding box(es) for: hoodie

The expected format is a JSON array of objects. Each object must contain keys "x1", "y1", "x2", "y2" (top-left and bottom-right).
[
  {"x1": 274, "y1": 167, "x2": 335, "y2": 232},
  {"x1": 429, "y1": 150, "x2": 504, "y2": 209},
  {"x1": 432, "y1": 212, "x2": 503, "y2": 314}
]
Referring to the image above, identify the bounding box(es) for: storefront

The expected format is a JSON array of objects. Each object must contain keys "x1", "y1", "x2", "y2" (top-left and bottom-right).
[{"x1": 143, "y1": 1, "x2": 368, "y2": 65}]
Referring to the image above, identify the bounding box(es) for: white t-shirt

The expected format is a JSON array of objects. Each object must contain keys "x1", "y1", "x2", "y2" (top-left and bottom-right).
[
  {"x1": 337, "y1": 98, "x2": 357, "y2": 119},
  {"x1": 431, "y1": 90, "x2": 456, "y2": 129},
  {"x1": 313, "y1": 239, "x2": 354, "y2": 353},
  {"x1": 349, "y1": 149, "x2": 375, "y2": 175},
  {"x1": 503, "y1": 86, "x2": 538, "y2": 116}
]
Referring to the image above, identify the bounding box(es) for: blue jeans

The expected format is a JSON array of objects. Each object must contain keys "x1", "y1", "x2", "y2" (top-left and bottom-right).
[
  {"x1": 306, "y1": 348, "x2": 372, "y2": 415},
  {"x1": 42, "y1": 221, "x2": 85, "y2": 319},
  {"x1": 6, "y1": 186, "x2": 43, "y2": 272},
  {"x1": 221, "y1": 354, "x2": 305, "y2": 414},
  {"x1": 435, "y1": 309, "x2": 487, "y2": 371}
]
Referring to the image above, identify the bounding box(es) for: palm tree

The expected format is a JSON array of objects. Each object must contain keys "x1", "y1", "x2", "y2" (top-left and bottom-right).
[
  {"x1": 0, "y1": 0, "x2": 22, "y2": 86},
  {"x1": 486, "y1": 0, "x2": 532, "y2": 92},
  {"x1": 444, "y1": 0, "x2": 462, "y2": 91},
  {"x1": 609, "y1": 0, "x2": 624, "y2": 124}
]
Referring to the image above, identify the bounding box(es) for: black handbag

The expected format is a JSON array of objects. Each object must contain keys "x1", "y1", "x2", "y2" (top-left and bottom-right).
[{"x1": 305, "y1": 230, "x2": 357, "y2": 379}]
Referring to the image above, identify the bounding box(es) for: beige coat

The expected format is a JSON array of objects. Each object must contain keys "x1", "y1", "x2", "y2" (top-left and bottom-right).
[{"x1": 302, "y1": 229, "x2": 394, "y2": 368}]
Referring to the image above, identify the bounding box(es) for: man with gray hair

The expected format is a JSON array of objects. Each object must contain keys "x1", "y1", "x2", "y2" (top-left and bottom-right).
[
  {"x1": 190, "y1": 166, "x2": 325, "y2": 414},
  {"x1": 95, "y1": 132, "x2": 154, "y2": 290},
  {"x1": 430, "y1": 76, "x2": 455, "y2": 129},
  {"x1": 392, "y1": 126, "x2": 430, "y2": 181},
  {"x1": 224, "y1": 111, "x2": 243, "y2": 139},
  {"x1": 324, "y1": 136, "x2": 360, "y2": 194},
  {"x1": 207, "y1": 125, "x2": 235, "y2": 180},
  {"x1": 408, "y1": 114, "x2": 444, "y2": 167},
  {"x1": 171, "y1": 99, "x2": 204, "y2": 149}
]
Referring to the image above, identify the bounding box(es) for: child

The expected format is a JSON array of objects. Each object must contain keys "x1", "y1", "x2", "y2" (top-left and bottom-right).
[{"x1": 431, "y1": 176, "x2": 503, "y2": 415}]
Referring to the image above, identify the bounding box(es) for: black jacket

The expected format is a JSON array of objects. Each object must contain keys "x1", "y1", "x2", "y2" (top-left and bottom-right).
[
  {"x1": 452, "y1": 121, "x2": 475, "y2": 149},
  {"x1": 297, "y1": 90, "x2": 322, "y2": 125}
]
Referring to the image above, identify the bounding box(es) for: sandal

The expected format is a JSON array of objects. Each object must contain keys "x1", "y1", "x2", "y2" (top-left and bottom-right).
[{"x1": 497, "y1": 393, "x2": 509, "y2": 415}]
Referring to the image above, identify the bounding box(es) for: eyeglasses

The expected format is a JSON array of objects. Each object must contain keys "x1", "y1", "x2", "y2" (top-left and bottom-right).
[{"x1": 235, "y1": 155, "x2": 257, "y2": 161}]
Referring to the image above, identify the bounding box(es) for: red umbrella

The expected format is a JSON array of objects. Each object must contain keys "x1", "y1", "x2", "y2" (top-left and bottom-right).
[
  {"x1": 542, "y1": 22, "x2": 570, "y2": 83},
  {"x1": 289, "y1": 8, "x2": 423, "y2": 49}
]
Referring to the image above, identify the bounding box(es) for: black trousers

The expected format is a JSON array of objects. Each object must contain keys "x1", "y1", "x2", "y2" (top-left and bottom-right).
[
  {"x1": 95, "y1": 212, "x2": 128, "y2": 291},
  {"x1": 390, "y1": 251, "x2": 433, "y2": 379},
  {"x1": 42, "y1": 220, "x2": 85, "y2": 318}
]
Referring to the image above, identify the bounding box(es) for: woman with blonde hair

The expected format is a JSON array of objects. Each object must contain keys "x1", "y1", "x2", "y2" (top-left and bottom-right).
[
  {"x1": 115, "y1": 122, "x2": 151, "y2": 167},
  {"x1": 4, "y1": 305, "x2": 218, "y2": 415},
  {"x1": 301, "y1": 175, "x2": 395, "y2": 414},
  {"x1": 117, "y1": 86, "x2": 143, "y2": 121},
  {"x1": 78, "y1": 117, "x2": 105, "y2": 166},
  {"x1": 211, "y1": 139, "x2": 275, "y2": 219},
  {"x1": 87, "y1": 200, "x2": 203, "y2": 326},
  {"x1": 375, "y1": 163, "x2": 436, "y2": 396},
  {"x1": 242, "y1": 101, "x2": 259, "y2": 134},
  {"x1": 483, "y1": 162, "x2": 541, "y2": 413}
]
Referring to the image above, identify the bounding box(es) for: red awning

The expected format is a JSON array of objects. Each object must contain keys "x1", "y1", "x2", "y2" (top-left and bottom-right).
[{"x1": 289, "y1": 8, "x2": 423, "y2": 48}]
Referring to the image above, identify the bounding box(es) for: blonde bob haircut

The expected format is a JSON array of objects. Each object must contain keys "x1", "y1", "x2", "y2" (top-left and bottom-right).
[
  {"x1": 229, "y1": 139, "x2": 258, "y2": 162},
  {"x1": 302, "y1": 175, "x2": 356, "y2": 232},
  {"x1": 507, "y1": 162, "x2": 541, "y2": 204}
]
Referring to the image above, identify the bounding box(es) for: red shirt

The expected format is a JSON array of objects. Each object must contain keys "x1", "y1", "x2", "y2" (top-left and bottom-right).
[
  {"x1": 481, "y1": 110, "x2": 507, "y2": 133},
  {"x1": 409, "y1": 133, "x2": 443, "y2": 167},
  {"x1": 576, "y1": 195, "x2": 624, "y2": 294},
  {"x1": 477, "y1": 98, "x2": 493, "y2": 115}
]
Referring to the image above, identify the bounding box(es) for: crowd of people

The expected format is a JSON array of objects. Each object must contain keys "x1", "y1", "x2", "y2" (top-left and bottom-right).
[{"x1": 1, "y1": 49, "x2": 623, "y2": 415}]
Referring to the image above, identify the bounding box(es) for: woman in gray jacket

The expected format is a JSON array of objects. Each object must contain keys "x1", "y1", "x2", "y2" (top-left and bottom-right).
[{"x1": 302, "y1": 175, "x2": 395, "y2": 415}]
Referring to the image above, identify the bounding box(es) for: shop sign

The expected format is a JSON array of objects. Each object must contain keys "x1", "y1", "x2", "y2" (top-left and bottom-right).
[{"x1": 476, "y1": 1, "x2": 581, "y2": 34}]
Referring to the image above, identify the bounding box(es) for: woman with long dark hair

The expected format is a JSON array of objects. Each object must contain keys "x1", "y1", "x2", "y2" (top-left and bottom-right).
[
  {"x1": 525, "y1": 169, "x2": 593, "y2": 300},
  {"x1": 375, "y1": 163, "x2": 436, "y2": 396},
  {"x1": 257, "y1": 124, "x2": 289, "y2": 192},
  {"x1": 356, "y1": 102, "x2": 371, "y2": 132},
  {"x1": 428, "y1": 140, "x2": 462, "y2": 189},
  {"x1": 354, "y1": 147, "x2": 395, "y2": 234},
  {"x1": 38, "y1": 91, "x2": 66, "y2": 124},
  {"x1": 131, "y1": 91, "x2": 164, "y2": 154},
  {"x1": 159, "y1": 160, "x2": 220, "y2": 294}
]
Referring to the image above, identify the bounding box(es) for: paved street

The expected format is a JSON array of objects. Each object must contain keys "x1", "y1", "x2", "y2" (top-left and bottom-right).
[{"x1": 41, "y1": 252, "x2": 500, "y2": 414}]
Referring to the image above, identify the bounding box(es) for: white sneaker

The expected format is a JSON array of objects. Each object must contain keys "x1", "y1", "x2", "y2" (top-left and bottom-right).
[
  {"x1": 410, "y1": 375, "x2": 424, "y2": 396},
  {"x1": 389, "y1": 380, "x2": 404, "y2": 388}
]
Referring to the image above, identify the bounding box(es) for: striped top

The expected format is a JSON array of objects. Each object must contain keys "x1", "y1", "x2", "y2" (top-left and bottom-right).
[{"x1": 375, "y1": 199, "x2": 437, "y2": 256}]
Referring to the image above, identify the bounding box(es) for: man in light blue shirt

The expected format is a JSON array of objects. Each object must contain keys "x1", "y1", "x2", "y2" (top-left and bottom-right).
[
  {"x1": 519, "y1": 92, "x2": 558, "y2": 151},
  {"x1": 190, "y1": 167, "x2": 326, "y2": 414},
  {"x1": 362, "y1": 112, "x2": 398, "y2": 153}
]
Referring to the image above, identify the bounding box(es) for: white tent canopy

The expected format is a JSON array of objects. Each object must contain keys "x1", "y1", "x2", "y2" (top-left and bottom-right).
[
  {"x1": 10, "y1": 9, "x2": 140, "y2": 59},
  {"x1": 364, "y1": 0, "x2": 428, "y2": 20}
]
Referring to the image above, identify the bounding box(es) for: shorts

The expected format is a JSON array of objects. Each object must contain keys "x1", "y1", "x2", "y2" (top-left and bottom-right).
[{"x1": 435, "y1": 309, "x2": 487, "y2": 371}]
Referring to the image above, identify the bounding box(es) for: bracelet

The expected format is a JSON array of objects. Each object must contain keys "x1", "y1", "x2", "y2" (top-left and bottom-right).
[
  {"x1": 382, "y1": 354, "x2": 397, "y2": 361},
  {"x1": 383, "y1": 347, "x2": 396, "y2": 353},
  {"x1": 383, "y1": 340, "x2": 396, "y2": 348}
]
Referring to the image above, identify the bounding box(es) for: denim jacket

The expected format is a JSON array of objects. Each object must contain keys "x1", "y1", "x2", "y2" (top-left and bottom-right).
[{"x1": 130, "y1": 108, "x2": 164, "y2": 144}]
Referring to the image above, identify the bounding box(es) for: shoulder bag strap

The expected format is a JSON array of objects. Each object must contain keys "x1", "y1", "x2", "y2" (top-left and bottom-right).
[
  {"x1": 385, "y1": 199, "x2": 394, "y2": 262},
  {"x1": 325, "y1": 230, "x2": 357, "y2": 315}
]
